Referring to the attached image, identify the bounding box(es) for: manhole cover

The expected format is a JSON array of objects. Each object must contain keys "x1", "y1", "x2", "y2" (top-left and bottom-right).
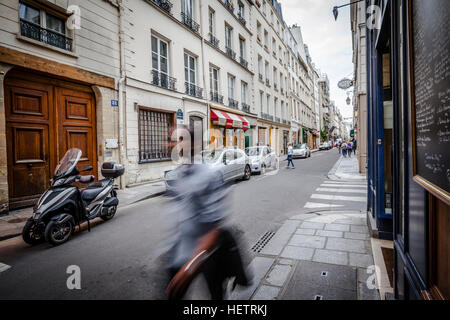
[
  {"x1": 7, "y1": 217, "x2": 28, "y2": 223},
  {"x1": 251, "y1": 231, "x2": 275, "y2": 253}
]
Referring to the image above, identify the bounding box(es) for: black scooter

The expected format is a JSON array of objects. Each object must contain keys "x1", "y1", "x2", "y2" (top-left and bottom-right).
[{"x1": 22, "y1": 148, "x2": 124, "y2": 246}]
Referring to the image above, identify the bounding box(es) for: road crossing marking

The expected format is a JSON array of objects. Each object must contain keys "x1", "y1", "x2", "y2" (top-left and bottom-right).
[
  {"x1": 304, "y1": 202, "x2": 344, "y2": 208},
  {"x1": 321, "y1": 184, "x2": 367, "y2": 188},
  {"x1": 311, "y1": 194, "x2": 367, "y2": 202},
  {"x1": 0, "y1": 262, "x2": 11, "y2": 273},
  {"x1": 322, "y1": 181, "x2": 366, "y2": 185},
  {"x1": 316, "y1": 187, "x2": 367, "y2": 194}
]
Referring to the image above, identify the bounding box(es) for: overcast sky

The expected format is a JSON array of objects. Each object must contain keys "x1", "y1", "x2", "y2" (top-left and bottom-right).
[{"x1": 279, "y1": 0, "x2": 354, "y2": 122}]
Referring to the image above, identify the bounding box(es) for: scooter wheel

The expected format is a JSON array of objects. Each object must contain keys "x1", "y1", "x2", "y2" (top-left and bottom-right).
[
  {"x1": 45, "y1": 220, "x2": 74, "y2": 246},
  {"x1": 22, "y1": 219, "x2": 45, "y2": 245},
  {"x1": 101, "y1": 205, "x2": 117, "y2": 221}
]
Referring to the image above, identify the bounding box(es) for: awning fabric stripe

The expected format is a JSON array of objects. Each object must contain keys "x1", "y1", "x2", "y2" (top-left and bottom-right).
[{"x1": 211, "y1": 109, "x2": 249, "y2": 130}]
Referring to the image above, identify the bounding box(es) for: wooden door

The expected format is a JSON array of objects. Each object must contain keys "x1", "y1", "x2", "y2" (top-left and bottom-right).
[
  {"x1": 56, "y1": 87, "x2": 97, "y2": 174},
  {"x1": 5, "y1": 78, "x2": 55, "y2": 209},
  {"x1": 5, "y1": 72, "x2": 97, "y2": 209}
]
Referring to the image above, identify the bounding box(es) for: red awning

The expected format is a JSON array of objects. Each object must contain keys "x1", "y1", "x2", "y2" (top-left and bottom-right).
[{"x1": 210, "y1": 109, "x2": 249, "y2": 130}]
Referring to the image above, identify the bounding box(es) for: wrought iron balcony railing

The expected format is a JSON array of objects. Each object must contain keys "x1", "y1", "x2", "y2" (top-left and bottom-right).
[
  {"x1": 242, "y1": 103, "x2": 250, "y2": 113},
  {"x1": 228, "y1": 98, "x2": 239, "y2": 109},
  {"x1": 210, "y1": 91, "x2": 224, "y2": 104},
  {"x1": 266, "y1": 78, "x2": 270, "y2": 86},
  {"x1": 281, "y1": 88, "x2": 284, "y2": 95},
  {"x1": 20, "y1": 20, "x2": 72, "y2": 51},
  {"x1": 259, "y1": 73, "x2": 263, "y2": 81},
  {"x1": 225, "y1": 47, "x2": 236, "y2": 60},
  {"x1": 185, "y1": 82, "x2": 203, "y2": 99},
  {"x1": 181, "y1": 12, "x2": 200, "y2": 33},
  {"x1": 274, "y1": 83, "x2": 278, "y2": 90},
  {"x1": 208, "y1": 33, "x2": 220, "y2": 48},
  {"x1": 224, "y1": 0, "x2": 234, "y2": 13},
  {"x1": 237, "y1": 13, "x2": 246, "y2": 26},
  {"x1": 275, "y1": 117, "x2": 281, "y2": 123},
  {"x1": 239, "y1": 57, "x2": 248, "y2": 69},
  {"x1": 151, "y1": 0, "x2": 173, "y2": 14},
  {"x1": 152, "y1": 70, "x2": 176, "y2": 91}
]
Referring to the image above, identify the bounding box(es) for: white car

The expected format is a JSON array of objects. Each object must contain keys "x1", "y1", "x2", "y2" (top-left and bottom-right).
[
  {"x1": 292, "y1": 144, "x2": 311, "y2": 158},
  {"x1": 245, "y1": 146, "x2": 278, "y2": 174},
  {"x1": 164, "y1": 148, "x2": 251, "y2": 189},
  {"x1": 319, "y1": 142, "x2": 329, "y2": 150}
]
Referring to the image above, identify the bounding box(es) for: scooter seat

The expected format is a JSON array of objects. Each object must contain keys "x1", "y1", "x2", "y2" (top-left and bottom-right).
[
  {"x1": 81, "y1": 180, "x2": 112, "y2": 202},
  {"x1": 81, "y1": 188, "x2": 104, "y2": 202},
  {"x1": 87, "y1": 179, "x2": 111, "y2": 189}
]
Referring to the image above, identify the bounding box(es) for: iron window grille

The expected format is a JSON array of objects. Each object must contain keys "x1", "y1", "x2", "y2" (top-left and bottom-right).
[
  {"x1": 208, "y1": 33, "x2": 220, "y2": 48},
  {"x1": 151, "y1": 0, "x2": 173, "y2": 14},
  {"x1": 152, "y1": 70, "x2": 177, "y2": 91},
  {"x1": 139, "y1": 109, "x2": 173, "y2": 162},
  {"x1": 210, "y1": 91, "x2": 224, "y2": 104},
  {"x1": 237, "y1": 13, "x2": 246, "y2": 26},
  {"x1": 224, "y1": 0, "x2": 234, "y2": 13},
  {"x1": 185, "y1": 82, "x2": 203, "y2": 99},
  {"x1": 225, "y1": 47, "x2": 236, "y2": 60},
  {"x1": 20, "y1": 19, "x2": 72, "y2": 51},
  {"x1": 180, "y1": 11, "x2": 200, "y2": 33},
  {"x1": 228, "y1": 98, "x2": 239, "y2": 109},
  {"x1": 239, "y1": 57, "x2": 248, "y2": 69}
]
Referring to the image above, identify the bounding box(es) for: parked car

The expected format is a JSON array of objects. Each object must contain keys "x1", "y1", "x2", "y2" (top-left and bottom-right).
[
  {"x1": 245, "y1": 146, "x2": 278, "y2": 174},
  {"x1": 319, "y1": 142, "x2": 329, "y2": 150},
  {"x1": 164, "y1": 148, "x2": 251, "y2": 189},
  {"x1": 292, "y1": 144, "x2": 311, "y2": 158}
]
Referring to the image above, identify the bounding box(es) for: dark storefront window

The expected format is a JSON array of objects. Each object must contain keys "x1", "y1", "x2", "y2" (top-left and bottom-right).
[
  {"x1": 382, "y1": 51, "x2": 394, "y2": 217},
  {"x1": 139, "y1": 109, "x2": 173, "y2": 162}
]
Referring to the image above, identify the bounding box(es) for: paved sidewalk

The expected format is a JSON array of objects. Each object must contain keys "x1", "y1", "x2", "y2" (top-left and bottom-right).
[
  {"x1": 230, "y1": 154, "x2": 379, "y2": 300},
  {"x1": 328, "y1": 155, "x2": 366, "y2": 181},
  {"x1": 0, "y1": 180, "x2": 166, "y2": 241}
]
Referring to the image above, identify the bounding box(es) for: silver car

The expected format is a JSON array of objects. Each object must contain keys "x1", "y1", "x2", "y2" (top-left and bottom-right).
[
  {"x1": 245, "y1": 146, "x2": 278, "y2": 174},
  {"x1": 292, "y1": 144, "x2": 311, "y2": 158},
  {"x1": 164, "y1": 148, "x2": 251, "y2": 189}
]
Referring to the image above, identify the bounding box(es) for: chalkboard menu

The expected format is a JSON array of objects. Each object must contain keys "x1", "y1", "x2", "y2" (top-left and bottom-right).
[{"x1": 412, "y1": 0, "x2": 450, "y2": 194}]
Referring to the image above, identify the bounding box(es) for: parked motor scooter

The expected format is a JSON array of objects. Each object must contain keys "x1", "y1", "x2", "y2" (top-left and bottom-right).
[{"x1": 22, "y1": 148, "x2": 124, "y2": 246}]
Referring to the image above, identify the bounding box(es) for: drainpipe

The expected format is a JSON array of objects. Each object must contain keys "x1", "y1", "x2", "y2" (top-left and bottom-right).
[
  {"x1": 109, "y1": 0, "x2": 126, "y2": 189},
  {"x1": 199, "y1": 1, "x2": 210, "y2": 150}
]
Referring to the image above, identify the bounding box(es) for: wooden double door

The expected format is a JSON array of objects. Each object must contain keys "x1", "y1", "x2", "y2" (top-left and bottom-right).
[{"x1": 5, "y1": 71, "x2": 97, "y2": 209}]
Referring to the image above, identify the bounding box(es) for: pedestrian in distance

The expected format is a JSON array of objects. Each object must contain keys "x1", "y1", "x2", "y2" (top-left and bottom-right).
[
  {"x1": 286, "y1": 143, "x2": 295, "y2": 169},
  {"x1": 347, "y1": 141, "x2": 353, "y2": 158},
  {"x1": 352, "y1": 138, "x2": 357, "y2": 156},
  {"x1": 342, "y1": 142, "x2": 347, "y2": 157}
]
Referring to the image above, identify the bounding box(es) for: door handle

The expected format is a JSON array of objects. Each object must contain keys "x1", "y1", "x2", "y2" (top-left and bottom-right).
[{"x1": 27, "y1": 163, "x2": 33, "y2": 168}]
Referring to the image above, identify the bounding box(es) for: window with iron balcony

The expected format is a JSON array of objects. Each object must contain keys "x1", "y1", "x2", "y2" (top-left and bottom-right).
[
  {"x1": 180, "y1": 11, "x2": 200, "y2": 34},
  {"x1": 19, "y1": 2, "x2": 73, "y2": 52}
]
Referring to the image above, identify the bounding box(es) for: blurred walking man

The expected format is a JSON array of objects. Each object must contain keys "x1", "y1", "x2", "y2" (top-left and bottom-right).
[{"x1": 286, "y1": 143, "x2": 295, "y2": 169}]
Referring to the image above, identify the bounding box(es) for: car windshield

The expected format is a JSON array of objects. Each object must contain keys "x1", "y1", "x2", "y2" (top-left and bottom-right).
[
  {"x1": 245, "y1": 147, "x2": 262, "y2": 156},
  {"x1": 54, "y1": 148, "x2": 82, "y2": 176},
  {"x1": 293, "y1": 144, "x2": 306, "y2": 149},
  {"x1": 201, "y1": 149, "x2": 223, "y2": 164}
]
